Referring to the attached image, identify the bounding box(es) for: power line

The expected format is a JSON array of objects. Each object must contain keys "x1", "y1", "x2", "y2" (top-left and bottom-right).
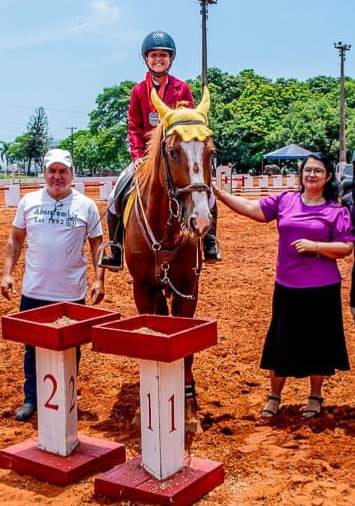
[
  {"x1": 66, "y1": 127, "x2": 78, "y2": 159},
  {"x1": 0, "y1": 103, "x2": 88, "y2": 115}
]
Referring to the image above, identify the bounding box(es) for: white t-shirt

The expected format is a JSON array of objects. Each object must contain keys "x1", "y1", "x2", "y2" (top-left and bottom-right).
[{"x1": 13, "y1": 188, "x2": 103, "y2": 301}]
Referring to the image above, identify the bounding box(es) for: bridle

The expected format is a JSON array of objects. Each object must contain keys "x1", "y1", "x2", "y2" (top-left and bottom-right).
[
  {"x1": 160, "y1": 123, "x2": 213, "y2": 226},
  {"x1": 133, "y1": 123, "x2": 213, "y2": 299}
]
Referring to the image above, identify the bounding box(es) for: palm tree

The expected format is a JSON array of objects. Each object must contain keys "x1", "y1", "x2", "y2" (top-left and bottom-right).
[{"x1": 0, "y1": 141, "x2": 12, "y2": 174}]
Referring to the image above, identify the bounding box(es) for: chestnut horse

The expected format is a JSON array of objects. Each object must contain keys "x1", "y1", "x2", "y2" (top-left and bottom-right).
[{"x1": 124, "y1": 87, "x2": 215, "y2": 409}]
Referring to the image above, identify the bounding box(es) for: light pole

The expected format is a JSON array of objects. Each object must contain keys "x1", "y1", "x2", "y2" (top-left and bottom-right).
[
  {"x1": 198, "y1": 0, "x2": 217, "y2": 90},
  {"x1": 66, "y1": 126, "x2": 78, "y2": 161},
  {"x1": 334, "y1": 42, "x2": 351, "y2": 163}
]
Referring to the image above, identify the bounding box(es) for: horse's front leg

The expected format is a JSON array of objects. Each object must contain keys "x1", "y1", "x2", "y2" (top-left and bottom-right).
[
  {"x1": 171, "y1": 291, "x2": 200, "y2": 430},
  {"x1": 171, "y1": 292, "x2": 197, "y2": 381},
  {"x1": 133, "y1": 280, "x2": 169, "y2": 315},
  {"x1": 133, "y1": 279, "x2": 156, "y2": 314}
]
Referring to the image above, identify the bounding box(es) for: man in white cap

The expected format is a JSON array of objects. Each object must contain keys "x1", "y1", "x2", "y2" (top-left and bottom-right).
[{"x1": 0, "y1": 148, "x2": 105, "y2": 421}]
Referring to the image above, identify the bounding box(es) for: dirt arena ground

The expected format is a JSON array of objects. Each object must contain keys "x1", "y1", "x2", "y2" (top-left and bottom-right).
[{"x1": 0, "y1": 201, "x2": 353, "y2": 506}]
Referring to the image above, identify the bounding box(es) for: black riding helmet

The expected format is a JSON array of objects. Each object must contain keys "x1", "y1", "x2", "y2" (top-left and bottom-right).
[{"x1": 141, "y1": 31, "x2": 176, "y2": 76}]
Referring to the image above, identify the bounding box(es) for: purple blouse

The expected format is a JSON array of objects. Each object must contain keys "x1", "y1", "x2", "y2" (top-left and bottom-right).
[{"x1": 259, "y1": 192, "x2": 353, "y2": 288}]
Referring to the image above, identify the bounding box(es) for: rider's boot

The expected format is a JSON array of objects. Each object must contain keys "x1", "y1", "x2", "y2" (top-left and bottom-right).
[
  {"x1": 203, "y1": 202, "x2": 222, "y2": 261},
  {"x1": 100, "y1": 210, "x2": 123, "y2": 268}
]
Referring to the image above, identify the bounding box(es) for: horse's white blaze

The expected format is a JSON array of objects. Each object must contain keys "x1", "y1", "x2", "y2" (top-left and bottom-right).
[{"x1": 181, "y1": 141, "x2": 211, "y2": 235}]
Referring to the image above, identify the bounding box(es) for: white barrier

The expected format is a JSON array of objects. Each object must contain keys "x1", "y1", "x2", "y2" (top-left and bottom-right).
[
  {"x1": 260, "y1": 175, "x2": 268, "y2": 188},
  {"x1": 216, "y1": 165, "x2": 232, "y2": 193},
  {"x1": 287, "y1": 174, "x2": 297, "y2": 188},
  {"x1": 272, "y1": 175, "x2": 282, "y2": 187},
  {"x1": 99, "y1": 181, "x2": 113, "y2": 200},
  {"x1": 244, "y1": 175, "x2": 253, "y2": 189},
  {"x1": 74, "y1": 182, "x2": 85, "y2": 194},
  {"x1": 5, "y1": 184, "x2": 20, "y2": 206}
]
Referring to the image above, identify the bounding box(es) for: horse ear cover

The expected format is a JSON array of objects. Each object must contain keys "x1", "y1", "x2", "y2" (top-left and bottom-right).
[{"x1": 150, "y1": 86, "x2": 212, "y2": 142}]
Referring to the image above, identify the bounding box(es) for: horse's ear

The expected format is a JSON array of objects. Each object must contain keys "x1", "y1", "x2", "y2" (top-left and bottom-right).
[
  {"x1": 151, "y1": 88, "x2": 171, "y2": 119},
  {"x1": 196, "y1": 86, "x2": 210, "y2": 116}
]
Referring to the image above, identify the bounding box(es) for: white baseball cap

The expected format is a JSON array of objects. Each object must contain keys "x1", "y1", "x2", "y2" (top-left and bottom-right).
[{"x1": 44, "y1": 149, "x2": 73, "y2": 170}]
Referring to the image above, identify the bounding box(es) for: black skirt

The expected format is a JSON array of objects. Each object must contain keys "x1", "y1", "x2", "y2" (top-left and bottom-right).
[{"x1": 260, "y1": 282, "x2": 350, "y2": 377}]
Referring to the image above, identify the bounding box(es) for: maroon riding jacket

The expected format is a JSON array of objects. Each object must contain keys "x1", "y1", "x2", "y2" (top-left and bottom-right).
[{"x1": 128, "y1": 75, "x2": 194, "y2": 161}]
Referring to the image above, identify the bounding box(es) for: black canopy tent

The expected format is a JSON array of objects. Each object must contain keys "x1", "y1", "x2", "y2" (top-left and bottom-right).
[{"x1": 262, "y1": 144, "x2": 312, "y2": 173}]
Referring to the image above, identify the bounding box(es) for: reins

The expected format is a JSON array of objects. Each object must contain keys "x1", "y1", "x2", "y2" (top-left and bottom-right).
[
  {"x1": 134, "y1": 177, "x2": 201, "y2": 300},
  {"x1": 129, "y1": 117, "x2": 212, "y2": 300}
]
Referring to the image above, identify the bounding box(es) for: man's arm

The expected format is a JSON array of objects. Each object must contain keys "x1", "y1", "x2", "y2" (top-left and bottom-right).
[
  {"x1": 1, "y1": 226, "x2": 26, "y2": 300},
  {"x1": 88, "y1": 235, "x2": 105, "y2": 305}
]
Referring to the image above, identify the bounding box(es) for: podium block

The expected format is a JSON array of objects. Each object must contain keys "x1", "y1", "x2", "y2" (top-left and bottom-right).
[
  {"x1": 36, "y1": 347, "x2": 78, "y2": 456},
  {"x1": 95, "y1": 456, "x2": 224, "y2": 505},
  {"x1": 140, "y1": 358, "x2": 185, "y2": 480},
  {"x1": 2, "y1": 301, "x2": 117, "y2": 350},
  {"x1": 0, "y1": 302, "x2": 125, "y2": 484},
  {"x1": 92, "y1": 314, "x2": 223, "y2": 504}
]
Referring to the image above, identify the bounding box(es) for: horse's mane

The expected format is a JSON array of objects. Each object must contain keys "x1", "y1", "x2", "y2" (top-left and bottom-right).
[
  {"x1": 134, "y1": 102, "x2": 192, "y2": 193},
  {"x1": 134, "y1": 122, "x2": 164, "y2": 194}
]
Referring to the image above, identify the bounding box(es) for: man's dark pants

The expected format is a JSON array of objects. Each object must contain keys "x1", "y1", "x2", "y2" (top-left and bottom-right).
[{"x1": 20, "y1": 295, "x2": 84, "y2": 407}]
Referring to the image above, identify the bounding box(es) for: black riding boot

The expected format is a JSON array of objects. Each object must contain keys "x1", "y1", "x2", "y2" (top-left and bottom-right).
[
  {"x1": 203, "y1": 202, "x2": 222, "y2": 261},
  {"x1": 100, "y1": 209, "x2": 123, "y2": 268}
]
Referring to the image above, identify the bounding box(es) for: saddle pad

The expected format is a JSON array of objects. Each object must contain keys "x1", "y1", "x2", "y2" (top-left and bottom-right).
[{"x1": 123, "y1": 189, "x2": 136, "y2": 229}]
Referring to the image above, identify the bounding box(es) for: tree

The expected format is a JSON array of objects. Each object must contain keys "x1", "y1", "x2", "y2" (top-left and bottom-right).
[
  {"x1": 89, "y1": 81, "x2": 135, "y2": 132},
  {"x1": 5, "y1": 133, "x2": 31, "y2": 172},
  {"x1": 0, "y1": 141, "x2": 13, "y2": 172},
  {"x1": 25, "y1": 107, "x2": 49, "y2": 174}
]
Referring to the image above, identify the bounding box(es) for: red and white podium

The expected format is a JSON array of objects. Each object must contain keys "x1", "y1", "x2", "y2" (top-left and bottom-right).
[
  {"x1": 0, "y1": 302, "x2": 126, "y2": 485},
  {"x1": 92, "y1": 314, "x2": 224, "y2": 505}
]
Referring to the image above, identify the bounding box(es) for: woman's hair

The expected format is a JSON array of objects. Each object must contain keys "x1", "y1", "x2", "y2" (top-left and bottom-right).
[{"x1": 299, "y1": 153, "x2": 340, "y2": 201}]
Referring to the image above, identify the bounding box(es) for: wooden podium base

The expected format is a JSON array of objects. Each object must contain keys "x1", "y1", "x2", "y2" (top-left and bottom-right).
[
  {"x1": 95, "y1": 456, "x2": 224, "y2": 505},
  {"x1": 0, "y1": 434, "x2": 125, "y2": 486}
]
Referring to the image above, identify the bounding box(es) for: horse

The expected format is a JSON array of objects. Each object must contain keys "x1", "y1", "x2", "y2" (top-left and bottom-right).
[{"x1": 123, "y1": 86, "x2": 215, "y2": 415}]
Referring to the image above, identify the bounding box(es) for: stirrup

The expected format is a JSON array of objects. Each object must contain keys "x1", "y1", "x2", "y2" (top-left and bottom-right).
[{"x1": 98, "y1": 241, "x2": 123, "y2": 271}]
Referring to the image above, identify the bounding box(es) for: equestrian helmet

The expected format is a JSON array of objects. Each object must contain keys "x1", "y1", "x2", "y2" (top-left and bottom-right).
[{"x1": 141, "y1": 31, "x2": 176, "y2": 60}]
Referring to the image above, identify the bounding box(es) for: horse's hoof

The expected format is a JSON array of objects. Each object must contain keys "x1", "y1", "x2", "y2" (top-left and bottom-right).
[
  {"x1": 132, "y1": 408, "x2": 141, "y2": 427},
  {"x1": 185, "y1": 418, "x2": 203, "y2": 434}
]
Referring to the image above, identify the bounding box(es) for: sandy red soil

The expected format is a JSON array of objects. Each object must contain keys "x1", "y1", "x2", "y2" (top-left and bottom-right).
[{"x1": 0, "y1": 202, "x2": 354, "y2": 506}]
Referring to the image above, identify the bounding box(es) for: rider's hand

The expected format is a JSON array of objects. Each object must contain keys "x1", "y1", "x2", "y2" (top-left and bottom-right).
[
  {"x1": 134, "y1": 158, "x2": 144, "y2": 170},
  {"x1": 89, "y1": 280, "x2": 105, "y2": 305},
  {"x1": 1, "y1": 275, "x2": 16, "y2": 300}
]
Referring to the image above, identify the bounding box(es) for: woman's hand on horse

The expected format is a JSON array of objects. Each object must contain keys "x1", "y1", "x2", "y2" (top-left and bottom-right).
[
  {"x1": 212, "y1": 183, "x2": 222, "y2": 198},
  {"x1": 89, "y1": 280, "x2": 105, "y2": 305}
]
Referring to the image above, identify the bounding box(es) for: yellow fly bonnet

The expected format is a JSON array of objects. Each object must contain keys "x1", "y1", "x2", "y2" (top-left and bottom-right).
[{"x1": 151, "y1": 86, "x2": 212, "y2": 141}]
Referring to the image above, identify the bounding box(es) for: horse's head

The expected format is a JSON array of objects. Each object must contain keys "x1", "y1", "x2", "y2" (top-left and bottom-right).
[{"x1": 151, "y1": 86, "x2": 215, "y2": 237}]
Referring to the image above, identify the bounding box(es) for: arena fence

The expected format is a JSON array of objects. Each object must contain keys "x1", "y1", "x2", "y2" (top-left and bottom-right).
[{"x1": 0, "y1": 170, "x2": 299, "y2": 207}]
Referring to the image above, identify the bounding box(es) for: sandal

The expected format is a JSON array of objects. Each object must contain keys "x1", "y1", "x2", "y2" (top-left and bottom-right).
[
  {"x1": 301, "y1": 395, "x2": 323, "y2": 419},
  {"x1": 261, "y1": 394, "x2": 281, "y2": 418}
]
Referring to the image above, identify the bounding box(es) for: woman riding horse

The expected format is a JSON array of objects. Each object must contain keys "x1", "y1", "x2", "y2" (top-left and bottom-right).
[
  {"x1": 101, "y1": 31, "x2": 220, "y2": 269},
  {"x1": 124, "y1": 86, "x2": 215, "y2": 409}
]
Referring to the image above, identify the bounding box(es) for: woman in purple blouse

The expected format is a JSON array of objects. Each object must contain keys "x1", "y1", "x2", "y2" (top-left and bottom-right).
[{"x1": 214, "y1": 153, "x2": 353, "y2": 418}]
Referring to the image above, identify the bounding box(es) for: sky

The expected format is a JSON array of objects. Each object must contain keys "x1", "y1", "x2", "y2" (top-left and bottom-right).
[{"x1": 1, "y1": 0, "x2": 355, "y2": 143}]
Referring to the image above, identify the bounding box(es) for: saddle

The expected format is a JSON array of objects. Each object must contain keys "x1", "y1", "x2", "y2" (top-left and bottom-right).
[{"x1": 113, "y1": 162, "x2": 135, "y2": 218}]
